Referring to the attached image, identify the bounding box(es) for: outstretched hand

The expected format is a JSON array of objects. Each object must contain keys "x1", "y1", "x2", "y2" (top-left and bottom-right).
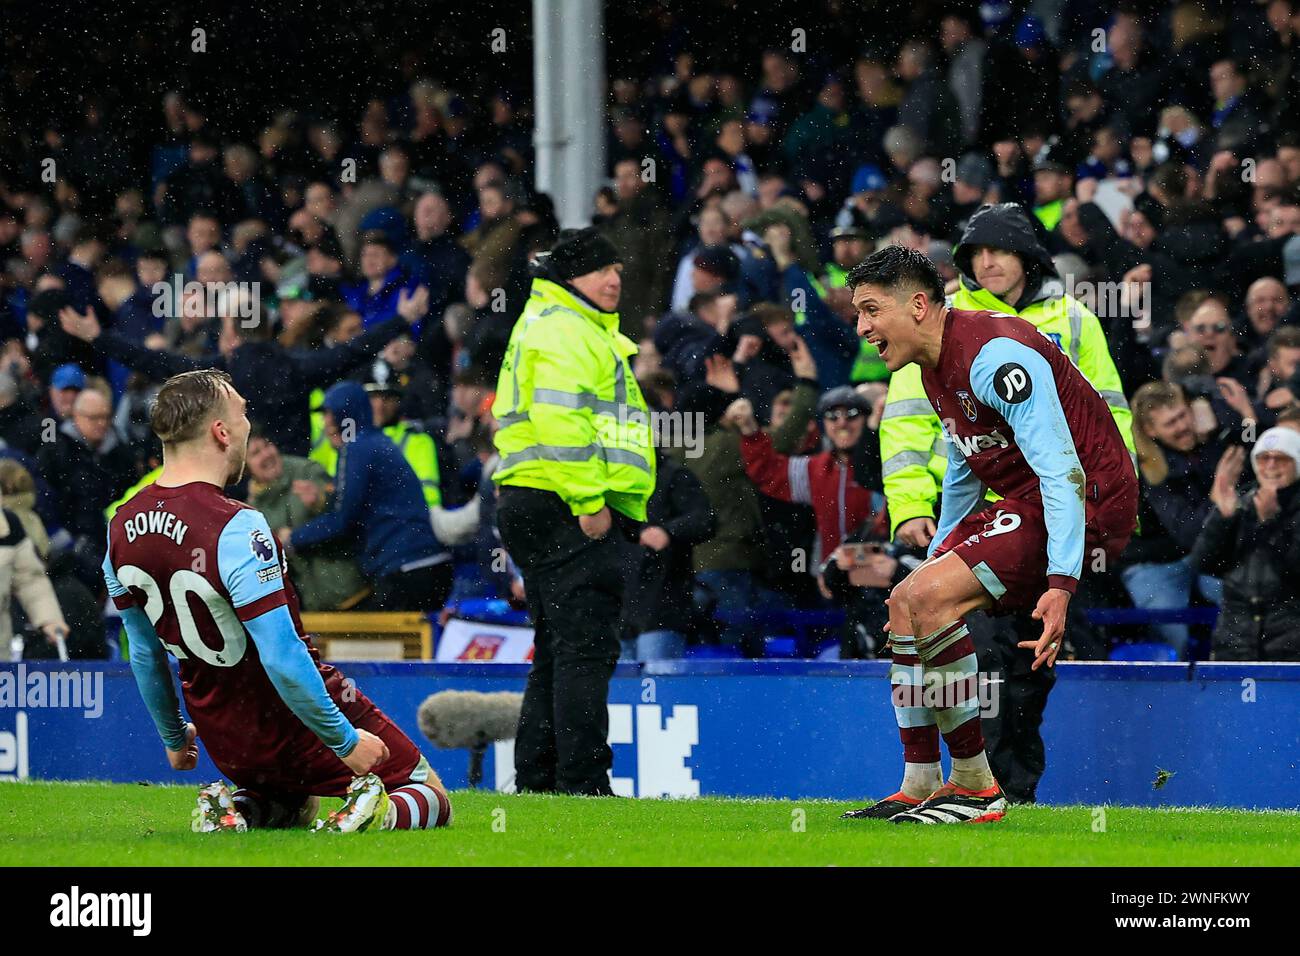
[
  {"x1": 721, "y1": 397, "x2": 758, "y2": 435},
  {"x1": 704, "y1": 353, "x2": 741, "y2": 394},
  {"x1": 787, "y1": 334, "x2": 817, "y2": 379},
  {"x1": 1019, "y1": 588, "x2": 1071, "y2": 670},
  {"x1": 1211, "y1": 445, "x2": 1246, "y2": 517}
]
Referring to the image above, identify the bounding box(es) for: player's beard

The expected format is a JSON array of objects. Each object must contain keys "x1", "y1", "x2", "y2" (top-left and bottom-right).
[{"x1": 226, "y1": 444, "x2": 247, "y2": 486}]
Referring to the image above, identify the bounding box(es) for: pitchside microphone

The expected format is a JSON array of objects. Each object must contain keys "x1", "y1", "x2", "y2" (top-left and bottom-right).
[{"x1": 417, "y1": 690, "x2": 523, "y2": 788}]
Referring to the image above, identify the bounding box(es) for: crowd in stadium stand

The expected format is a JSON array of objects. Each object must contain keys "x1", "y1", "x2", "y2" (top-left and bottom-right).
[{"x1": 3, "y1": 2, "x2": 1300, "y2": 663}]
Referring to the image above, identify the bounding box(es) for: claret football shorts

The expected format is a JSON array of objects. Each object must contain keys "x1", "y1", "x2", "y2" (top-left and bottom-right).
[{"x1": 930, "y1": 493, "x2": 1135, "y2": 613}]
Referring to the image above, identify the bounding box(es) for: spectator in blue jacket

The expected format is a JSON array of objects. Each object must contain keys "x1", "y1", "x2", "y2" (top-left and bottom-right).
[
  {"x1": 654, "y1": 289, "x2": 737, "y2": 383},
  {"x1": 343, "y1": 230, "x2": 423, "y2": 330},
  {"x1": 280, "y1": 380, "x2": 451, "y2": 612}
]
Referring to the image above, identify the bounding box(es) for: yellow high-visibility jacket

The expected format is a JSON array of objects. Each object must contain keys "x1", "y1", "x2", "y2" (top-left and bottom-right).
[
  {"x1": 386, "y1": 420, "x2": 441, "y2": 508},
  {"x1": 880, "y1": 280, "x2": 1136, "y2": 537},
  {"x1": 492, "y1": 278, "x2": 655, "y2": 520},
  {"x1": 308, "y1": 387, "x2": 332, "y2": 475},
  {"x1": 309, "y1": 396, "x2": 439, "y2": 507}
]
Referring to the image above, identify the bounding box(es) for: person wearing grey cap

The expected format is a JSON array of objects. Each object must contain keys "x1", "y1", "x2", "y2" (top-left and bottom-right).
[{"x1": 955, "y1": 153, "x2": 992, "y2": 194}]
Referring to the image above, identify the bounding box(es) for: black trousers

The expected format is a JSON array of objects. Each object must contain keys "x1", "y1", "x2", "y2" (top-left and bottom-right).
[
  {"x1": 967, "y1": 611, "x2": 1056, "y2": 803},
  {"x1": 359, "y1": 561, "x2": 453, "y2": 613},
  {"x1": 495, "y1": 486, "x2": 632, "y2": 796}
]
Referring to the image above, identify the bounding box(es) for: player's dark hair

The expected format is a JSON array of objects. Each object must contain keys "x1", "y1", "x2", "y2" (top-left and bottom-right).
[
  {"x1": 151, "y1": 369, "x2": 235, "y2": 445},
  {"x1": 845, "y1": 244, "x2": 945, "y2": 305}
]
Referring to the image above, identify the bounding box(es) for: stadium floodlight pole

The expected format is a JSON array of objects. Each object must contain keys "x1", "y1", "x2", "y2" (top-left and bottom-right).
[{"x1": 533, "y1": 0, "x2": 606, "y2": 229}]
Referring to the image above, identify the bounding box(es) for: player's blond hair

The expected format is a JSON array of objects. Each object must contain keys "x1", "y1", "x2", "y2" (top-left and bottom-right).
[{"x1": 150, "y1": 369, "x2": 234, "y2": 446}]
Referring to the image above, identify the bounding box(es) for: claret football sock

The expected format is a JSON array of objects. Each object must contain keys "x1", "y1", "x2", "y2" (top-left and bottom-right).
[
  {"x1": 889, "y1": 633, "x2": 943, "y2": 800},
  {"x1": 385, "y1": 783, "x2": 453, "y2": 829},
  {"x1": 916, "y1": 619, "x2": 996, "y2": 792}
]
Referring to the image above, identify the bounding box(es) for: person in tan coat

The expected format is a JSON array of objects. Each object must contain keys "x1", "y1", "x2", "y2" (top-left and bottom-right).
[
  {"x1": 0, "y1": 458, "x2": 107, "y2": 658},
  {"x1": 0, "y1": 472, "x2": 69, "y2": 657}
]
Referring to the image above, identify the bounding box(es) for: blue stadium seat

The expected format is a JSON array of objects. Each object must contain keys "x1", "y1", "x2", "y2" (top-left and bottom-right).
[
  {"x1": 447, "y1": 598, "x2": 529, "y2": 627},
  {"x1": 683, "y1": 643, "x2": 740, "y2": 659},
  {"x1": 1109, "y1": 641, "x2": 1180, "y2": 662},
  {"x1": 763, "y1": 636, "x2": 801, "y2": 658}
]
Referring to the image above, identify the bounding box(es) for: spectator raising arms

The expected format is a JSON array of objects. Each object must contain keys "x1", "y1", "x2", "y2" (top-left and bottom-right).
[
  {"x1": 58, "y1": 287, "x2": 429, "y2": 457},
  {"x1": 1192, "y1": 428, "x2": 1300, "y2": 661}
]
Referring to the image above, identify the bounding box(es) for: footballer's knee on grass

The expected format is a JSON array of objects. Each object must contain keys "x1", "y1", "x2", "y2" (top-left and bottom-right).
[
  {"x1": 406, "y1": 754, "x2": 448, "y2": 794},
  {"x1": 296, "y1": 795, "x2": 321, "y2": 828},
  {"x1": 404, "y1": 754, "x2": 453, "y2": 818},
  {"x1": 904, "y1": 553, "x2": 990, "y2": 638}
]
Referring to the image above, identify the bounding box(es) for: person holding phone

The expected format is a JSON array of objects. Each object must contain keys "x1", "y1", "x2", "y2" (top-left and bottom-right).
[{"x1": 822, "y1": 537, "x2": 925, "y2": 659}]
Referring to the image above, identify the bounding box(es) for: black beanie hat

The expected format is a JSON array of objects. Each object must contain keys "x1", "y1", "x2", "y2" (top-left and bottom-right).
[{"x1": 546, "y1": 227, "x2": 623, "y2": 280}]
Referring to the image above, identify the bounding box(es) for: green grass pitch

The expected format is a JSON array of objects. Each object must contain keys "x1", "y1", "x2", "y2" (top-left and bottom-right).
[{"x1": 2, "y1": 782, "x2": 1297, "y2": 867}]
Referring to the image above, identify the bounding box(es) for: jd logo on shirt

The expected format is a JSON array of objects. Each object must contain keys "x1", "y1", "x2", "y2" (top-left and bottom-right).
[{"x1": 995, "y1": 363, "x2": 1032, "y2": 403}]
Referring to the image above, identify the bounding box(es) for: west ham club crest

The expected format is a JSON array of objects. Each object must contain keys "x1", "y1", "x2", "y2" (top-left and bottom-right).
[{"x1": 957, "y1": 389, "x2": 978, "y2": 422}]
